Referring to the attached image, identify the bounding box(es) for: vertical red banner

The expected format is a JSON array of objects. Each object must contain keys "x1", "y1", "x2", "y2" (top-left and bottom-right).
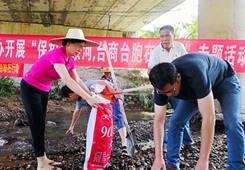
[{"x1": 0, "y1": 63, "x2": 24, "y2": 77}]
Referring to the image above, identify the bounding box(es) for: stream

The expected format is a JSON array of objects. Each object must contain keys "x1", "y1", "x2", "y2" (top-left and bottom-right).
[{"x1": 0, "y1": 111, "x2": 154, "y2": 159}]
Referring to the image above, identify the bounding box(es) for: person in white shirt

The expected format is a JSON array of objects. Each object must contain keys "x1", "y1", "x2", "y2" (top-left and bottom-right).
[
  {"x1": 147, "y1": 25, "x2": 194, "y2": 154},
  {"x1": 147, "y1": 25, "x2": 187, "y2": 75}
]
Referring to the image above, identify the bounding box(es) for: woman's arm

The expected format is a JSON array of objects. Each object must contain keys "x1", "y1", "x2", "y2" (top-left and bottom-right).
[
  {"x1": 69, "y1": 68, "x2": 91, "y2": 94},
  {"x1": 53, "y1": 64, "x2": 100, "y2": 108}
]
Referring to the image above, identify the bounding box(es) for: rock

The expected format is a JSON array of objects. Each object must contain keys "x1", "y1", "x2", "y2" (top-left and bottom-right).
[
  {"x1": 0, "y1": 138, "x2": 8, "y2": 146},
  {"x1": 46, "y1": 121, "x2": 56, "y2": 126},
  {"x1": 14, "y1": 118, "x2": 28, "y2": 126}
]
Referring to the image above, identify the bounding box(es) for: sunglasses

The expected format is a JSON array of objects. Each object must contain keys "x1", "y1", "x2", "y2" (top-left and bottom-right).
[
  {"x1": 76, "y1": 44, "x2": 84, "y2": 51},
  {"x1": 156, "y1": 83, "x2": 176, "y2": 95}
]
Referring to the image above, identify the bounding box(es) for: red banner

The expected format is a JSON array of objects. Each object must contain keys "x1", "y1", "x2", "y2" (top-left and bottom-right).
[
  {"x1": 179, "y1": 39, "x2": 245, "y2": 73},
  {"x1": 0, "y1": 34, "x2": 245, "y2": 76}
]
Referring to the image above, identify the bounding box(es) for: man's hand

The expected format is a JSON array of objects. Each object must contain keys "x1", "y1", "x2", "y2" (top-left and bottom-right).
[
  {"x1": 195, "y1": 159, "x2": 208, "y2": 170},
  {"x1": 114, "y1": 94, "x2": 122, "y2": 100},
  {"x1": 151, "y1": 157, "x2": 166, "y2": 170},
  {"x1": 66, "y1": 126, "x2": 74, "y2": 134}
]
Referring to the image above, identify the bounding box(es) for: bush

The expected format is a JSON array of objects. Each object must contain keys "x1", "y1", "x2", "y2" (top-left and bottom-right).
[
  {"x1": 0, "y1": 76, "x2": 20, "y2": 97},
  {"x1": 127, "y1": 71, "x2": 154, "y2": 111},
  {"x1": 49, "y1": 79, "x2": 61, "y2": 99},
  {"x1": 137, "y1": 91, "x2": 154, "y2": 111}
]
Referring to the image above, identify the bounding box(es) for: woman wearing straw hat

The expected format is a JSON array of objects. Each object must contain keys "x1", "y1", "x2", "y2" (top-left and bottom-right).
[
  {"x1": 101, "y1": 67, "x2": 113, "y2": 83},
  {"x1": 20, "y1": 28, "x2": 100, "y2": 170}
]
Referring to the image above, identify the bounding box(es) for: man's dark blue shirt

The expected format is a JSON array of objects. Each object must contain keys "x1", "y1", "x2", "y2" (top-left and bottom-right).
[{"x1": 155, "y1": 52, "x2": 235, "y2": 106}]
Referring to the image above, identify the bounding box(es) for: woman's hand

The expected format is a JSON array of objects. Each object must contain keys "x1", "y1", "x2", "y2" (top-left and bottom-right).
[{"x1": 86, "y1": 96, "x2": 101, "y2": 108}]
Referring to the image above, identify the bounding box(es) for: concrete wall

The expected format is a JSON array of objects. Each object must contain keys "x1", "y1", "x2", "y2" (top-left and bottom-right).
[
  {"x1": 198, "y1": 0, "x2": 245, "y2": 113},
  {"x1": 0, "y1": 21, "x2": 132, "y2": 37},
  {"x1": 198, "y1": 0, "x2": 245, "y2": 40}
]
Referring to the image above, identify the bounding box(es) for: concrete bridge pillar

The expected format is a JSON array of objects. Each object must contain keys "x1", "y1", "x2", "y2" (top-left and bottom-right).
[{"x1": 198, "y1": 0, "x2": 245, "y2": 114}]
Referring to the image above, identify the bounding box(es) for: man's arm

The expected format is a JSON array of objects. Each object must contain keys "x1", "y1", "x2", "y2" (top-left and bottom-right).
[
  {"x1": 152, "y1": 104, "x2": 167, "y2": 170},
  {"x1": 97, "y1": 80, "x2": 122, "y2": 100},
  {"x1": 97, "y1": 81, "x2": 115, "y2": 92},
  {"x1": 179, "y1": 42, "x2": 188, "y2": 55},
  {"x1": 196, "y1": 91, "x2": 215, "y2": 170},
  {"x1": 147, "y1": 47, "x2": 157, "y2": 76},
  {"x1": 66, "y1": 108, "x2": 83, "y2": 134},
  {"x1": 147, "y1": 68, "x2": 152, "y2": 76}
]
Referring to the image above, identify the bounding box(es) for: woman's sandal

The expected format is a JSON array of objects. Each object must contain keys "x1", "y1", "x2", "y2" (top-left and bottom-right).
[
  {"x1": 48, "y1": 161, "x2": 62, "y2": 169},
  {"x1": 121, "y1": 146, "x2": 130, "y2": 157},
  {"x1": 48, "y1": 161, "x2": 61, "y2": 166}
]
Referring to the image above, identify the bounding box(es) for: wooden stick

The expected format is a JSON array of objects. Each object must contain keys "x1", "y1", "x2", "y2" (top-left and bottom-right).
[
  {"x1": 104, "y1": 41, "x2": 128, "y2": 125},
  {"x1": 99, "y1": 85, "x2": 153, "y2": 95},
  {"x1": 122, "y1": 85, "x2": 153, "y2": 93}
]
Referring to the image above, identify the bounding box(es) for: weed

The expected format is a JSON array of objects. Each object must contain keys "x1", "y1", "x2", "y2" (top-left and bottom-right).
[
  {"x1": 126, "y1": 70, "x2": 154, "y2": 111},
  {"x1": 137, "y1": 91, "x2": 154, "y2": 111},
  {"x1": 49, "y1": 80, "x2": 61, "y2": 99},
  {"x1": 0, "y1": 103, "x2": 6, "y2": 107},
  {"x1": 0, "y1": 76, "x2": 20, "y2": 97}
]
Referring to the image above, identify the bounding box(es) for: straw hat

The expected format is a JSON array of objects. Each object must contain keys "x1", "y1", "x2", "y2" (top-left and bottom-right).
[
  {"x1": 49, "y1": 28, "x2": 99, "y2": 47},
  {"x1": 102, "y1": 67, "x2": 111, "y2": 73}
]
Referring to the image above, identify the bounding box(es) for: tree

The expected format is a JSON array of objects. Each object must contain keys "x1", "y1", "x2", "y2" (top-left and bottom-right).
[
  {"x1": 139, "y1": 14, "x2": 198, "y2": 39},
  {"x1": 175, "y1": 14, "x2": 198, "y2": 39},
  {"x1": 139, "y1": 26, "x2": 161, "y2": 38}
]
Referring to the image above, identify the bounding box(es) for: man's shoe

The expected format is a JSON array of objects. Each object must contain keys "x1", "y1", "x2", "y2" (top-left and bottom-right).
[
  {"x1": 166, "y1": 163, "x2": 180, "y2": 170},
  {"x1": 183, "y1": 145, "x2": 196, "y2": 151},
  {"x1": 163, "y1": 146, "x2": 167, "y2": 153}
]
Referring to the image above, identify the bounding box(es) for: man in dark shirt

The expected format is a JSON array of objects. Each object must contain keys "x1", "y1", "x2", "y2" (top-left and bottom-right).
[{"x1": 149, "y1": 52, "x2": 245, "y2": 170}]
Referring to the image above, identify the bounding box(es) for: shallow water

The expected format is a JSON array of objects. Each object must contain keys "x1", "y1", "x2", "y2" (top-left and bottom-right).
[
  {"x1": 0, "y1": 110, "x2": 226, "y2": 162},
  {"x1": 0, "y1": 111, "x2": 154, "y2": 158}
]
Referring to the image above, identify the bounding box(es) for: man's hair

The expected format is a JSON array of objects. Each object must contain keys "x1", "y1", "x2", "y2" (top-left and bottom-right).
[
  {"x1": 149, "y1": 63, "x2": 178, "y2": 90},
  {"x1": 159, "y1": 25, "x2": 174, "y2": 35},
  {"x1": 60, "y1": 85, "x2": 74, "y2": 98}
]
